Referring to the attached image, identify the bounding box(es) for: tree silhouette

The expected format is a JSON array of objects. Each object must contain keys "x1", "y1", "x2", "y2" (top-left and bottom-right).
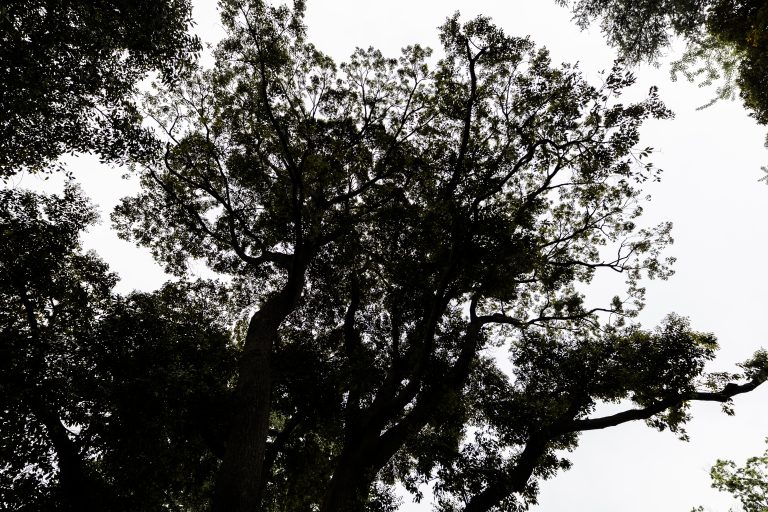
[
  {"x1": 558, "y1": 0, "x2": 768, "y2": 127},
  {"x1": 108, "y1": 2, "x2": 768, "y2": 510},
  {"x1": 0, "y1": 186, "x2": 235, "y2": 511}
]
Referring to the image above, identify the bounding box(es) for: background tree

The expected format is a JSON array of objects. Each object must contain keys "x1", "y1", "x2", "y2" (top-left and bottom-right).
[
  {"x1": 0, "y1": 186, "x2": 235, "y2": 511},
  {"x1": 0, "y1": 0, "x2": 200, "y2": 176},
  {"x1": 693, "y1": 439, "x2": 768, "y2": 512},
  {"x1": 709, "y1": 440, "x2": 768, "y2": 511},
  {"x1": 557, "y1": 1, "x2": 768, "y2": 137},
  {"x1": 0, "y1": 185, "x2": 112, "y2": 511},
  {"x1": 113, "y1": 1, "x2": 768, "y2": 510}
]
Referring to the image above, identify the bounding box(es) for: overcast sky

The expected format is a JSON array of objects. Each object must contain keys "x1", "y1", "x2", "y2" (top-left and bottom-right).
[{"x1": 9, "y1": 1, "x2": 768, "y2": 510}]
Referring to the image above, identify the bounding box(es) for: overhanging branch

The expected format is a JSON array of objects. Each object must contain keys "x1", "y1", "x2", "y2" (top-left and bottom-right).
[{"x1": 554, "y1": 377, "x2": 767, "y2": 435}]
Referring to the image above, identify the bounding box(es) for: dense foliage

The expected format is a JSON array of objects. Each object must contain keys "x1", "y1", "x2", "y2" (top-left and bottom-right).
[
  {"x1": 0, "y1": 187, "x2": 235, "y2": 511},
  {"x1": 2, "y1": 1, "x2": 767, "y2": 511},
  {"x1": 0, "y1": 0, "x2": 200, "y2": 176}
]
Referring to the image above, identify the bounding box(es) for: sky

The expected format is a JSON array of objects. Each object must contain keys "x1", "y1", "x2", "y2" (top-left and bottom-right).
[{"x1": 8, "y1": 1, "x2": 768, "y2": 510}]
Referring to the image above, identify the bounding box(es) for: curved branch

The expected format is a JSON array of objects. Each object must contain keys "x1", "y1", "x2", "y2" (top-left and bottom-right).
[{"x1": 554, "y1": 377, "x2": 767, "y2": 435}]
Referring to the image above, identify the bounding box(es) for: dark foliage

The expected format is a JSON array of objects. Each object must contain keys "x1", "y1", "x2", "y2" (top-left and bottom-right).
[
  {"x1": 0, "y1": 187, "x2": 235, "y2": 511},
  {"x1": 109, "y1": 2, "x2": 768, "y2": 511},
  {"x1": 0, "y1": 0, "x2": 200, "y2": 176},
  {"x1": 3, "y1": 1, "x2": 767, "y2": 511}
]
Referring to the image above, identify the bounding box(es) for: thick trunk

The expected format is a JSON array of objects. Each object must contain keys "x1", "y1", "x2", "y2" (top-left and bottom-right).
[
  {"x1": 320, "y1": 385, "x2": 460, "y2": 511},
  {"x1": 37, "y1": 409, "x2": 100, "y2": 512},
  {"x1": 319, "y1": 445, "x2": 377, "y2": 512},
  {"x1": 212, "y1": 256, "x2": 308, "y2": 512},
  {"x1": 320, "y1": 320, "x2": 483, "y2": 511},
  {"x1": 212, "y1": 303, "x2": 285, "y2": 512}
]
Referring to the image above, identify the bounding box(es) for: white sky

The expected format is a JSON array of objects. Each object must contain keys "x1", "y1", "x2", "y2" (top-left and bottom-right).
[{"x1": 7, "y1": 0, "x2": 767, "y2": 510}]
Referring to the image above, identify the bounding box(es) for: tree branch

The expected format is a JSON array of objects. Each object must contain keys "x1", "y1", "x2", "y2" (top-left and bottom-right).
[{"x1": 554, "y1": 377, "x2": 767, "y2": 435}]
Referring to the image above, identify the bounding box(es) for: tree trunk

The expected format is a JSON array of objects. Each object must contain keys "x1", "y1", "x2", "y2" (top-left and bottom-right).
[
  {"x1": 320, "y1": 320, "x2": 484, "y2": 512},
  {"x1": 212, "y1": 303, "x2": 285, "y2": 512},
  {"x1": 319, "y1": 445, "x2": 377, "y2": 512},
  {"x1": 212, "y1": 256, "x2": 308, "y2": 512},
  {"x1": 37, "y1": 408, "x2": 101, "y2": 512}
]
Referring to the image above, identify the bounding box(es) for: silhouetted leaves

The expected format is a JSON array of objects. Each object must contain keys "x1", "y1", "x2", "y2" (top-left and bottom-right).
[
  {"x1": 0, "y1": 0, "x2": 200, "y2": 176},
  {"x1": 4, "y1": 2, "x2": 768, "y2": 511},
  {"x1": 111, "y1": 3, "x2": 766, "y2": 511},
  {"x1": 0, "y1": 188, "x2": 235, "y2": 511},
  {"x1": 560, "y1": 0, "x2": 768, "y2": 125}
]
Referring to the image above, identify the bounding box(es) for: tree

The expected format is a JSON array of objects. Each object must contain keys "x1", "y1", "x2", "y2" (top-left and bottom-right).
[
  {"x1": 557, "y1": 0, "x2": 768, "y2": 128},
  {"x1": 111, "y1": 1, "x2": 768, "y2": 511},
  {"x1": 1, "y1": 185, "x2": 112, "y2": 511},
  {"x1": 709, "y1": 441, "x2": 768, "y2": 512},
  {"x1": 693, "y1": 439, "x2": 768, "y2": 512},
  {"x1": 0, "y1": 186, "x2": 235, "y2": 511},
  {"x1": 0, "y1": 0, "x2": 200, "y2": 176}
]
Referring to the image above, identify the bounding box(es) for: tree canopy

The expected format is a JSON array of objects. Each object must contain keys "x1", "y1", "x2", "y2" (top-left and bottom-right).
[
  {"x1": 0, "y1": 0, "x2": 200, "y2": 176},
  {"x1": 2, "y1": 1, "x2": 767, "y2": 511},
  {"x1": 109, "y1": 1, "x2": 768, "y2": 511}
]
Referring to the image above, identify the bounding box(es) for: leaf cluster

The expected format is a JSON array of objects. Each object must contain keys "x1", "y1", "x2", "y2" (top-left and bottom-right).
[
  {"x1": 559, "y1": 0, "x2": 768, "y2": 126},
  {"x1": 0, "y1": 0, "x2": 201, "y2": 176}
]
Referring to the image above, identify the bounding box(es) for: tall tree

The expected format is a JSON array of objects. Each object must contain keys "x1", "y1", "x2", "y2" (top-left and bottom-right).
[
  {"x1": 113, "y1": 1, "x2": 768, "y2": 511},
  {"x1": 1, "y1": 185, "x2": 112, "y2": 511},
  {"x1": 0, "y1": 0, "x2": 200, "y2": 176},
  {"x1": 0, "y1": 186, "x2": 235, "y2": 511}
]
